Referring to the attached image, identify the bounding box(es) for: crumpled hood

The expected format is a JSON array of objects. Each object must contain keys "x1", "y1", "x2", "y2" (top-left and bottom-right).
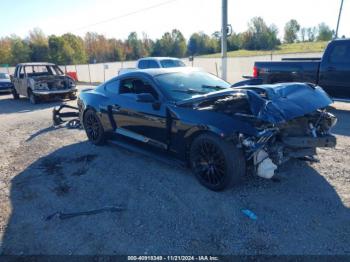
[
  {"x1": 177, "y1": 83, "x2": 333, "y2": 124},
  {"x1": 240, "y1": 83, "x2": 333, "y2": 123}
]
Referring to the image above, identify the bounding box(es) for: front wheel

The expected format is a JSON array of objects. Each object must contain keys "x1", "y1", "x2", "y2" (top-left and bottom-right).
[
  {"x1": 12, "y1": 89, "x2": 19, "y2": 100},
  {"x1": 190, "y1": 133, "x2": 246, "y2": 191},
  {"x1": 83, "y1": 109, "x2": 106, "y2": 145},
  {"x1": 28, "y1": 90, "x2": 38, "y2": 104}
]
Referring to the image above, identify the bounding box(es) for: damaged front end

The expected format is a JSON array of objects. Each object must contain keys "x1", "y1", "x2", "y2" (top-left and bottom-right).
[
  {"x1": 239, "y1": 110, "x2": 337, "y2": 178},
  {"x1": 190, "y1": 83, "x2": 337, "y2": 179},
  {"x1": 235, "y1": 83, "x2": 337, "y2": 179}
]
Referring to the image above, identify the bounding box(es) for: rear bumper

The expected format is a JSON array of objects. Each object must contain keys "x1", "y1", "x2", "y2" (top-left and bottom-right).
[
  {"x1": 33, "y1": 88, "x2": 77, "y2": 96},
  {"x1": 282, "y1": 135, "x2": 337, "y2": 148}
]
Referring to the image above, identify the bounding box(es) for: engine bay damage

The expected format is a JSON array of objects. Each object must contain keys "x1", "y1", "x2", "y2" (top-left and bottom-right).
[
  {"x1": 33, "y1": 75, "x2": 75, "y2": 91},
  {"x1": 191, "y1": 83, "x2": 337, "y2": 179}
]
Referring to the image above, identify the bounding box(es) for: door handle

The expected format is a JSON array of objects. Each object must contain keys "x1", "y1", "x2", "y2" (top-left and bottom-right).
[{"x1": 327, "y1": 66, "x2": 336, "y2": 71}]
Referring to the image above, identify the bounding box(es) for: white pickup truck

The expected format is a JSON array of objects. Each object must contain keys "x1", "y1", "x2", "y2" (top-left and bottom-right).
[
  {"x1": 12, "y1": 62, "x2": 77, "y2": 104},
  {"x1": 119, "y1": 57, "x2": 186, "y2": 75}
]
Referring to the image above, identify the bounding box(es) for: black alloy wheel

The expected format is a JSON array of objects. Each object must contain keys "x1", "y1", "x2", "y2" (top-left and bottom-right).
[
  {"x1": 83, "y1": 109, "x2": 106, "y2": 145},
  {"x1": 190, "y1": 133, "x2": 246, "y2": 191}
]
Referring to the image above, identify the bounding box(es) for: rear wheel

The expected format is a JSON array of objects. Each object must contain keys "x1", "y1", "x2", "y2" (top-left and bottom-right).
[
  {"x1": 190, "y1": 133, "x2": 246, "y2": 191},
  {"x1": 83, "y1": 109, "x2": 106, "y2": 145},
  {"x1": 28, "y1": 90, "x2": 38, "y2": 104}
]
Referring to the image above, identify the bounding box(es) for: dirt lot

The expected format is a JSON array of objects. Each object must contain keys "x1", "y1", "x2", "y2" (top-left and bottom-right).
[{"x1": 0, "y1": 85, "x2": 349, "y2": 255}]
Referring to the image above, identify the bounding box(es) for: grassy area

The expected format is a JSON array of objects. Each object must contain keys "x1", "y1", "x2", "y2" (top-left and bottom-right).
[{"x1": 201, "y1": 41, "x2": 329, "y2": 58}]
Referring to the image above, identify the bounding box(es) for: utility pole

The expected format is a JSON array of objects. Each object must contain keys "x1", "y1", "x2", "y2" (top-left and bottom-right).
[
  {"x1": 335, "y1": 0, "x2": 344, "y2": 38},
  {"x1": 221, "y1": 0, "x2": 228, "y2": 81}
]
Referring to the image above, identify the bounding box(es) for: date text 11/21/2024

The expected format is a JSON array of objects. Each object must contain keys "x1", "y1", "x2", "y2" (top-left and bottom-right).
[{"x1": 127, "y1": 256, "x2": 219, "y2": 261}]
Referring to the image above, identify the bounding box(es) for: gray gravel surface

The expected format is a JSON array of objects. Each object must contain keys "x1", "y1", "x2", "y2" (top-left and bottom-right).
[{"x1": 0, "y1": 86, "x2": 349, "y2": 255}]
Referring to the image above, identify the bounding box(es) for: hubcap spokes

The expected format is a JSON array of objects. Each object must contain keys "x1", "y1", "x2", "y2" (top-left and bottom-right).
[
  {"x1": 194, "y1": 141, "x2": 226, "y2": 186},
  {"x1": 86, "y1": 114, "x2": 100, "y2": 140}
]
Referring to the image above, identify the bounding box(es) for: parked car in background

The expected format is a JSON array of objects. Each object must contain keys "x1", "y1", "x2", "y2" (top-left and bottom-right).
[
  {"x1": 76, "y1": 67, "x2": 337, "y2": 191},
  {"x1": 12, "y1": 63, "x2": 77, "y2": 104},
  {"x1": 119, "y1": 57, "x2": 186, "y2": 75},
  {"x1": 233, "y1": 39, "x2": 350, "y2": 98},
  {"x1": 0, "y1": 73, "x2": 14, "y2": 93}
]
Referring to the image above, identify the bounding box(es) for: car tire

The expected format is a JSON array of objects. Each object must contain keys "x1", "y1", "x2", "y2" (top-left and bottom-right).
[
  {"x1": 83, "y1": 109, "x2": 106, "y2": 145},
  {"x1": 28, "y1": 90, "x2": 38, "y2": 104},
  {"x1": 12, "y1": 89, "x2": 19, "y2": 100},
  {"x1": 190, "y1": 133, "x2": 246, "y2": 191}
]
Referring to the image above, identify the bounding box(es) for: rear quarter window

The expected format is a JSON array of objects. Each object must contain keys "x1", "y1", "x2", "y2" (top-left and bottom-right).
[{"x1": 105, "y1": 80, "x2": 120, "y2": 94}]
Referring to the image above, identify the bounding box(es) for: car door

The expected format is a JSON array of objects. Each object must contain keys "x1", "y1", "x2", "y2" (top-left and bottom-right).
[
  {"x1": 319, "y1": 41, "x2": 350, "y2": 98},
  {"x1": 12, "y1": 66, "x2": 21, "y2": 94},
  {"x1": 18, "y1": 66, "x2": 28, "y2": 96},
  {"x1": 110, "y1": 76, "x2": 168, "y2": 149}
]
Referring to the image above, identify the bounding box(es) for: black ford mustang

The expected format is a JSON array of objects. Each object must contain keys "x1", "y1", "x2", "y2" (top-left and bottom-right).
[{"x1": 77, "y1": 68, "x2": 337, "y2": 191}]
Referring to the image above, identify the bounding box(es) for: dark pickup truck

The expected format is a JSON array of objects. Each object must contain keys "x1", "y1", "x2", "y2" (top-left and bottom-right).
[{"x1": 233, "y1": 39, "x2": 350, "y2": 98}]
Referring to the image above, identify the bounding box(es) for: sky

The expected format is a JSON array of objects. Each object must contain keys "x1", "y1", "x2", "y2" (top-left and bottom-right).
[{"x1": 0, "y1": 0, "x2": 348, "y2": 40}]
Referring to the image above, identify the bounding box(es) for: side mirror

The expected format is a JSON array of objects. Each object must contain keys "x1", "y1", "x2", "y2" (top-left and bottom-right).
[{"x1": 136, "y1": 93, "x2": 156, "y2": 103}]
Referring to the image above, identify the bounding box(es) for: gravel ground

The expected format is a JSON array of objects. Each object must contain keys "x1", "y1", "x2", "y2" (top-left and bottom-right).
[{"x1": 0, "y1": 86, "x2": 349, "y2": 255}]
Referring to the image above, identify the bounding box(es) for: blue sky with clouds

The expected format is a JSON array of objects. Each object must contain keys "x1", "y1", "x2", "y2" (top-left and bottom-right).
[{"x1": 0, "y1": 0, "x2": 348, "y2": 40}]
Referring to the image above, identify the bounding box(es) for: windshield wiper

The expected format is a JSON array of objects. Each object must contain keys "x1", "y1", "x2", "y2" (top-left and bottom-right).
[
  {"x1": 171, "y1": 89, "x2": 207, "y2": 94},
  {"x1": 201, "y1": 85, "x2": 226, "y2": 90}
]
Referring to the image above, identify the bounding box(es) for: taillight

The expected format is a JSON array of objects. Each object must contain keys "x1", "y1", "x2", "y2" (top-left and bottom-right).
[{"x1": 253, "y1": 66, "x2": 258, "y2": 78}]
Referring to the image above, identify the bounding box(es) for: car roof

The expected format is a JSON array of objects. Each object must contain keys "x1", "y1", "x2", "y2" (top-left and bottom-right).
[
  {"x1": 17, "y1": 62, "x2": 56, "y2": 66},
  {"x1": 138, "y1": 57, "x2": 182, "y2": 61},
  {"x1": 118, "y1": 67, "x2": 202, "y2": 78}
]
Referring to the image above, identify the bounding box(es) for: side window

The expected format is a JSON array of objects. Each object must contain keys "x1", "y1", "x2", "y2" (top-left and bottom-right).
[
  {"x1": 119, "y1": 79, "x2": 135, "y2": 94},
  {"x1": 105, "y1": 80, "x2": 120, "y2": 94},
  {"x1": 119, "y1": 78, "x2": 159, "y2": 99},
  {"x1": 329, "y1": 43, "x2": 350, "y2": 64},
  {"x1": 19, "y1": 66, "x2": 25, "y2": 79},
  {"x1": 138, "y1": 60, "x2": 149, "y2": 69},
  {"x1": 148, "y1": 60, "x2": 160, "y2": 68}
]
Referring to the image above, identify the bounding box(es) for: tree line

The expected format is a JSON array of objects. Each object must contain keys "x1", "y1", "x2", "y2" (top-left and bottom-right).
[{"x1": 0, "y1": 17, "x2": 336, "y2": 66}]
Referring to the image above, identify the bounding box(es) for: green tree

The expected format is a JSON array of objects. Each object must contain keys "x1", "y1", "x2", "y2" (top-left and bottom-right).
[
  {"x1": 125, "y1": 32, "x2": 147, "y2": 60},
  {"x1": 317, "y1": 23, "x2": 333, "y2": 41},
  {"x1": 300, "y1": 28, "x2": 306, "y2": 42},
  {"x1": 241, "y1": 17, "x2": 280, "y2": 50},
  {"x1": 151, "y1": 29, "x2": 186, "y2": 57},
  {"x1": 306, "y1": 27, "x2": 317, "y2": 41},
  {"x1": 10, "y1": 36, "x2": 31, "y2": 65},
  {"x1": 284, "y1": 19, "x2": 300, "y2": 43},
  {"x1": 62, "y1": 33, "x2": 87, "y2": 64},
  {"x1": 48, "y1": 35, "x2": 74, "y2": 64},
  {"x1": 28, "y1": 28, "x2": 49, "y2": 62},
  {"x1": 0, "y1": 38, "x2": 12, "y2": 65},
  {"x1": 170, "y1": 29, "x2": 187, "y2": 57},
  {"x1": 227, "y1": 33, "x2": 241, "y2": 51},
  {"x1": 187, "y1": 32, "x2": 218, "y2": 55}
]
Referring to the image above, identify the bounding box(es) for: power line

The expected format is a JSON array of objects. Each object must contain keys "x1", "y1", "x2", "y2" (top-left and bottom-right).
[{"x1": 72, "y1": 0, "x2": 178, "y2": 32}]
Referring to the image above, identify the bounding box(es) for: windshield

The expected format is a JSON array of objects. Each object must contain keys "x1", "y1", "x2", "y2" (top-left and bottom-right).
[
  {"x1": 154, "y1": 71, "x2": 231, "y2": 101},
  {"x1": 0, "y1": 73, "x2": 10, "y2": 79},
  {"x1": 160, "y1": 59, "x2": 186, "y2": 68}
]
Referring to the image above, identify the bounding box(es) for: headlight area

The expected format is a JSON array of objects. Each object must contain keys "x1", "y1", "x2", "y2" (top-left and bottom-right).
[
  {"x1": 69, "y1": 80, "x2": 76, "y2": 87},
  {"x1": 239, "y1": 129, "x2": 280, "y2": 180}
]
